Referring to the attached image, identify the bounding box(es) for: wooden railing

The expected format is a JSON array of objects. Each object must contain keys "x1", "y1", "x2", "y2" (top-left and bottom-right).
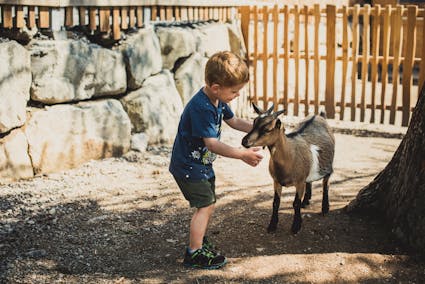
[{"x1": 240, "y1": 4, "x2": 425, "y2": 126}]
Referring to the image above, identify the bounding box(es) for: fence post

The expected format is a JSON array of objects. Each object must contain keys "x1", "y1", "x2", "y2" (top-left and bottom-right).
[
  {"x1": 325, "y1": 5, "x2": 336, "y2": 118},
  {"x1": 240, "y1": 6, "x2": 250, "y2": 62}
]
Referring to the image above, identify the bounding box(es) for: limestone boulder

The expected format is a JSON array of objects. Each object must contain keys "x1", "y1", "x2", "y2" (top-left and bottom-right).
[
  {"x1": 174, "y1": 52, "x2": 208, "y2": 105},
  {"x1": 25, "y1": 99, "x2": 131, "y2": 174},
  {"x1": 196, "y1": 23, "x2": 231, "y2": 57},
  {"x1": 0, "y1": 40, "x2": 31, "y2": 134},
  {"x1": 120, "y1": 28, "x2": 163, "y2": 90},
  {"x1": 120, "y1": 70, "x2": 183, "y2": 144},
  {"x1": 0, "y1": 129, "x2": 34, "y2": 184},
  {"x1": 30, "y1": 40, "x2": 126, "y2": 104},
  {"x1": 156, "y1": 26, "x2": 197, "y2": 70}
]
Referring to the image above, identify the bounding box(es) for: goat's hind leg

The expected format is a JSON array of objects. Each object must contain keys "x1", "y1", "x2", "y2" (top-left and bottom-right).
[
  {"x1": 301, "y1": 182, "x2": 312, "y2": 208},
  {"x1": 321, "y1": 175, "x2": 330, "y2": 215},
  {"x1": 267, "y1": 181, "x2": 282, "y2": 233}
]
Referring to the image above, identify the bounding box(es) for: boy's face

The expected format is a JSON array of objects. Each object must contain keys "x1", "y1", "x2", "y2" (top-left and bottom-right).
[{"x1": 212, "y1": 83, "x2": 246, "y2": 104}]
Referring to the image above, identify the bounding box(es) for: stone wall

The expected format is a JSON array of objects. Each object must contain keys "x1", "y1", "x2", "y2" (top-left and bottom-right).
[{"x1": 0, "y1": 21, "x2": 246, "y2": 184}]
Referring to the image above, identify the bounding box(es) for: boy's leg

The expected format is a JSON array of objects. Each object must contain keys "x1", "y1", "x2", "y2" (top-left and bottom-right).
[{"x1": 189, "y1": 204, "x2": 215, "y2": 250}]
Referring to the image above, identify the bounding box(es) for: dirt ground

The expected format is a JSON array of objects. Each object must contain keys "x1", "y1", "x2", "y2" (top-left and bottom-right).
[{"x1": 1, "y1": 120, "x2": 425, "y2": 283}]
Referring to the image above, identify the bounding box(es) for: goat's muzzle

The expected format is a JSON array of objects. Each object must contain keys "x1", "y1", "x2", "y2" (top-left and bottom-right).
[{"x1": 241, "y1": 136, "x2": 251, "y2": 148}]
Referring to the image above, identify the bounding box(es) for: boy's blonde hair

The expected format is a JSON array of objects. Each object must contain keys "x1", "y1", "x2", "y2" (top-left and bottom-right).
[{"x1": 205, "y1": 51, "x2": 249, "y2": 87}]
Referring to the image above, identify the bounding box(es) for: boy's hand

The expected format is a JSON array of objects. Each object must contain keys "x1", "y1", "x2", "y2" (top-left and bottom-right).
[{"x1": 242, "y1": 147, "x2": 263, "y2": 167}]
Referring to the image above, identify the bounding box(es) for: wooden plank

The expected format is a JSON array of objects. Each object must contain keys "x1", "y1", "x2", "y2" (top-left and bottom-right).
[
  {"x1": 188, "y1": 6, "x2": 194, "y2": 21},
  {"x1": 39, "y1": 6, "x2": 50, "y2": 28},
  {"x1": 340, "y1": 5, "x2": 349, "y2": 120},
  {"x1": 199, "y1": 7, "x2": 205, "y2": 20},
  {"x1": 181, "y1": 7, "x2": 188, "y2": 21},
  {"x1": 370, "y1": 5, "x2": 381, "y2": 123},
  {"x1": 401, "y1": 5, "x2": 417, "y2": 126},
  {"x1": 128, "y1": 6, "x2": 135, "y2": 28},
  {"x1": 89, "y1": 7, "x2": 97, "y2": 30},
  {"x1": 313, "y1": 4, "x2": 320, "y2": 114},
  {"x1": 16, "y1": 5, "x2": 24, "y2": 28},
  {"x1": 360, "y1": 4, "x2": 370, "y2": 122},
  {"x1": 121, "y1": 6, "x2": 128, "y2": 29},
  {"x1": 151, "y1": 5, "x2": 157, "y2": 21},
  {"x1": 419, "y1": 9, "x2": 425, "y2": 95},
  {"x1": 28, "y1": 6, "x2": 36, "y2": 28},
  {"x1": 174, "y1": 6, "x2": 181, "y2": 21},
  {"x1": 389, "y1": 6, "x2": 403, "y2": 125},
  {"x1": 99, "y1": 7, "x2": 110, "y2": 32},
  {"x1": 272, "y1": 5, "x2": 278, "y2": 111},
  {"x1": 262, "y1": 5, "x2": 268, "y2": 110},
  {"x1": 1, "y1": 5, "x2": 12, "y2": 28},
  {"x1": 159, "y1": 6, "x2": 165, "y2": 21},
  {"x1": 304, "y1": 5, "x2": 309, "y2": 116},
  {"x1": 194, "y1": 7, "x2": 199, "y2": 21},
  {"x1": 253, "y1": 6, "x2": 259, "y2": 105},
  {"x1": 240, "y1": 6, "x2": 250, "y2": 63},
  {"x1": 380, "y1": 5, "x2": 391, "y2": 123},
  {"x1": 112, "y1": 7, "x2": 120, "y2": 40},
  {"x1": 79, "y1": 7, "x2": 86, "y2": 26},
  {"x1": 136, "y1": 6, "x2": 143, "y2": 27},
  {"x1": 166, "y1": 6, "x2": 173, "y2": 21},
  {"x1": 294, "y1": 5, "x2": 300, "y2": 116},
  {"x1": 283, "y1": 5, "x2": 289, "y2": 111},
  {"x1": 65, "y1": 7, "x2": 73, "y2": 27},
  {"x1": 325, "y1": 5, "x2": 336, "y2": 118},
  {"x1": 350, "y1": 5, "x2": 360, "y2": 121}
]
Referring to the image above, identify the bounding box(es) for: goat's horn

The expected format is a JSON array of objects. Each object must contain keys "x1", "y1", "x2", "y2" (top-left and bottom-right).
[
  {"x1": 252, "y1": 103, "x2": 262, "y2": 115},
  {"x1": 273, "y1": 109, "x2": 285, "y2": 118},
  {"x1": 266, "y1": 104, "x2": 274, "y2": 114}
]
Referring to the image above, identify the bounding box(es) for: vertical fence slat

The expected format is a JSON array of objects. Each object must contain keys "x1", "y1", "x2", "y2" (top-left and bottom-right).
[
  {"x1": 151, "y1": 6, "x2": 157, "y2": 21},
  {"x1": 65, "y1": 7, "x2": 73, "y2": 27},
  {"x1": 370, "y1": 5, "x2": 381, "y2": 123},
  {"x1": 175, "y1": 6, "x2": 181, "y2": 21},
  {"x1": 240, "y1": 6, "x2": 251, "y2": 103},
  {"x1": 253, "y1": 6, "x2": 259, "y2": 105},
  {"x1": 325, "y1": 5, "x2": 336, "y2": 118},
  {"x1": 262, "y1": 6, "x2": 269, "y2": 110},
  {"x1": 121, "y1": 7, "x2": 128, "y2": 29},
  {"x1": 351, "y1": 5, "x2": 360, "y2": 121},
  {"x1": 166, "y1": 6, "x2": 173, "y2": 21},
  {"x1": 112, "y1": 7, "x2": 120, "y2": 40},
  {"x1": 2, "y1": 5, "x2": 12, "y2": 28},
  {"x1": 314, "y1": 4, "x2": 320, "y2": 114},
  {"x1": 89, "y1": 7, "x2": 97, "y2": 31},
  {"x1": 389, "y1": 6, "x2": 403, "y2": 125},
  {"x1": 28, "y1": 6, "x2": 36, "y2": 28},
  {"x1": 16, "y1": 6, "x2": 24, "y2": 28},
  {"x1": 39, "y1": 6, "x2": 50, "y2": 29},
  {"x1": 128, "y1": 6, "x2": 135, "y2": 28},
  {"x1": 340, "y1": 6, "x2": 349, "y2": 120},
  {"x1": 360, "y1": 5, "x2": 370, "y2": 122},
  {"x1": 380, "y1": 5, "x2": 391, "y2": 123},
  {"x1": 304, "y1": 5, "x2": 310, "y2": 116},
  {"x1": 99, "y1": 7, "x2": 110, "y2": 32},
  {"x1": 401, "y1": 5, "x2": 417, "y2": 126},
  {"x1": 79, "y1": 7, "x2": 86, "y2": 26},
  {"x1": 159, "y1": 6, "x2": 165, "y2": 21},
  {"x1": 283, "y1": 5, "x2": 289, "y2": 111},
  {"x1": 419, "y1": 9, "x2": 425, "y2": 95},
  {"x1": 294, "y1": 5, "x2": 300, "y2": 116},
  {"x1": 136, "y1": 6, "x2": 143, "y2": 27},
  {"x1": 273, "y1": 5, "x2": 278, "y2": 111}
]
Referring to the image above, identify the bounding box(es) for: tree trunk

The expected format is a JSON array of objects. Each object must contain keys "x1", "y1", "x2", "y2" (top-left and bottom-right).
[{"x1": 346, "y1": 84, "x2": 425, "y2": 254}]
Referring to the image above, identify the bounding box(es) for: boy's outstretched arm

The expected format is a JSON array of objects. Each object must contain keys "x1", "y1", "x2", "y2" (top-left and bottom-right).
[
  {"x1": 225, "y1": 117, "x2": 253, "y2": 133},
  {"x1": 204, "y1": 137, "x2": 263, "y2": 167}
]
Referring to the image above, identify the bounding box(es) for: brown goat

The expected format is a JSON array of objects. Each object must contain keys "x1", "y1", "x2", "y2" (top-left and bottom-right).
[{"x1": 242, "y1": 104, "x2": 335, "y2": 234}]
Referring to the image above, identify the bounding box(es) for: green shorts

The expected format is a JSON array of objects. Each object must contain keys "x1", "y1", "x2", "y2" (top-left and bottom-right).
[{"x1": 173, "y1": 176, "x2": 216, "y2": 208}]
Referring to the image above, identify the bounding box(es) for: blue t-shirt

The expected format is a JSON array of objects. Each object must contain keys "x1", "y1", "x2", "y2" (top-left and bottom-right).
[{"x1": 169, "y1": 88, "x2": 234, "y2": 181}]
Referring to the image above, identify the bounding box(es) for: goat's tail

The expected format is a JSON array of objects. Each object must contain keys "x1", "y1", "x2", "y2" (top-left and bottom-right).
[{"x1": 319, "y1": 111, "x2": 327, "y2": 119}]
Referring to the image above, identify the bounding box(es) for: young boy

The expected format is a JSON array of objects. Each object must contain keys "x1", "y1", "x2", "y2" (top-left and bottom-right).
[{"x1": 169, "y1": 51, "x2": 263, "y2": 269}]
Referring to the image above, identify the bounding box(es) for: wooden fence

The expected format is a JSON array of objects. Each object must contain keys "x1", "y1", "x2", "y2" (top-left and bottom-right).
[{"x1": 240, "y1": 4, "x2": 425, "y2": 126}]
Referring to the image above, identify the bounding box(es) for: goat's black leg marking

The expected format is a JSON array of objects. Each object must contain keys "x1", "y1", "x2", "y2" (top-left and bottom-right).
[
  {"x1": 301, "y1": 182, "x2": 312, "y2": 208},
  {"x1": 291, "y1": 192, "x2": 302, "y2": 234},
  {"x1": 322, "y1": 175, "x2": 330, "y2": 215},
  {"x1": 267, "y1": 191, "x2": 280, "y2": 233}
]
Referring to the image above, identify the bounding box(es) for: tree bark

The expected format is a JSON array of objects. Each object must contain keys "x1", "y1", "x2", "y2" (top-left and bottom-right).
[{"x1": 346, "y1": 84, "x2": 425, "y2": 254}]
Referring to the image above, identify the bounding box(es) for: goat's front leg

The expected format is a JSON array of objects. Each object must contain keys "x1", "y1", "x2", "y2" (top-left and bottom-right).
[
  {"x1": 301, "y1": 182, "x2": 312, "y2": 208},
  {"x1": 322, "y1": 175, "x2": 330, "y2": 215},
  {"x1": 291, "y1": 182, "x2": 305, "y2": 234},
  {"x1": 267, "y1": 181, "x2": 282, "y2": 233}
]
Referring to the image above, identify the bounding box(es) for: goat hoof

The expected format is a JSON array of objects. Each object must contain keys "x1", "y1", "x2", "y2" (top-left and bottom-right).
[
  {"x1": 267, "y1": 225, "x2": 277, "y2": 233},
  {"x1": 322, "y1": 206, "x2": 329, "y2": 215}
]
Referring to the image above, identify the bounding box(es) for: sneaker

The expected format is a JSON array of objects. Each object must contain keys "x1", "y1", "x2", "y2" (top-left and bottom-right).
[
  {"x1": 202, "y1": 236, "x2": 215, "y2": 252},
  {"x1": 183, "y1": 247, "x2": 227, "y2": 269}
]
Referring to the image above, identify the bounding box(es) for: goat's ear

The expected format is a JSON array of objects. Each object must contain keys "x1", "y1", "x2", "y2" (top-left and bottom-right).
[
  {"x1": 275, "y1": 118, "x2": 281, "y2": 129},
  {"x1": 252, "y1": 103, "x2": 262, "y2": 115},
  {"x1": 273, "y1": 109, "x2": 285, "y2": 118}
]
